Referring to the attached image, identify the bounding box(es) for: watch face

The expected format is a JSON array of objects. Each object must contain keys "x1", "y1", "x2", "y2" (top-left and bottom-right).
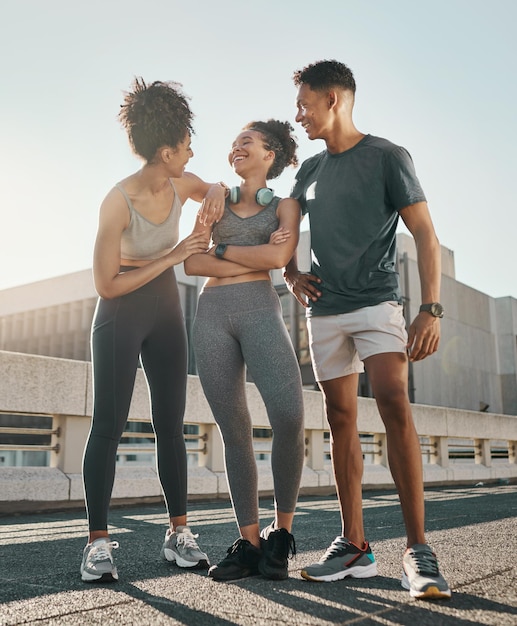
[
  {"x1": 431, "y1": 303, "x2": 444, "y2": 317},
  {"x1": 215, "y1": 243, "x2": 227, "y2": 258}
]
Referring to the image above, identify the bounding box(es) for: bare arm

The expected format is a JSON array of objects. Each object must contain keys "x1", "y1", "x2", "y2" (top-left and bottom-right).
[
  {"x1": 93, "y1": 188, "x2": 209, "y2": 299},
  {"x1": 172, "y1": 172, "x2": 225, "y2": 225},
  {"x1": 399, "y1": 201, "x2": 442, "y2": 361},
  {"x1": 282, "y1": 213, "x2": 321, "y2": 307},
  {"x1": 183, "y1": 220, "x2": 258, "y2": 277},
  {"x1": 283, "y1": 254, "x2": 321, "y2": 308}
]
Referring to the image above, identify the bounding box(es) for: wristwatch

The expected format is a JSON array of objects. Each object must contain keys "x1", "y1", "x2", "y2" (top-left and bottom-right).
[
  {"x1": 215, "y1": 243, "x2": 228, "y2": 258},
  {"x1": 419, "y1": 302, "x2": 444, "y2": 318}
]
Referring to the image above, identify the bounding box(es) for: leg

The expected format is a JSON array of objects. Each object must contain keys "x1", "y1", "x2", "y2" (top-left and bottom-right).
[
  {"x1": 364, "y1": 352, "x2": 425, "y2": 547},
  {"x1": 192, "y1": 291, "x2": 259, "y2": 539},
  {"x1": 81, "y1": 295, "x2": 144, "y2": 583},
  {"x1": 83, "y1": 296, "x2": 143, "y2": 539},
  {"x1": 304, "y1": 313, "x2": 368, "y2": 545},
  {"x1": 233, "y1": 285, "x2": 304, "y2": 580},
  {"x1": 140, "y1": 272, "x2": 209, "y2": 569},
  {"x1": 241, "y1": 295, "x2": 305, "y2": 532},
  {"x1": 193, "y1": 291, "x2": 264, "y2": 581},
  {"x1": 300, "y1": 386, "x2": 378, "y2": 585},
  {"x1": 299, "y1": 314, "x2": 377, "y2": 583},
  {"x1": 319, "y1": 374, "x2": 365, "y2": 546},
  {"x1": 363, "y1": 355, "x2": 456, "y2": 599},
  {"x1": 139, "y1": 291, "x2": 188, "y2": 526},
  {"x1": 365, "y1": 355, "x2": 451, "y2": 598}
]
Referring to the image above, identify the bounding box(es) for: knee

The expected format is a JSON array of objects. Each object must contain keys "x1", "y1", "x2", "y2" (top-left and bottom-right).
[
  {"x1": 375, "y1": 385, "x2": 409, "y2": 415},
  {"x1": 375, "y1": 387, "x2": 414, "y2": 432},
  {"x1": 325, "y1": 402, "x2": 357, "y2": 434},
  {"x1": 325, "y1": 394, "x2": 354, "y2": 414},
  {"x1": 271, "y1": 414, "x2": 305, "y2": 449}
]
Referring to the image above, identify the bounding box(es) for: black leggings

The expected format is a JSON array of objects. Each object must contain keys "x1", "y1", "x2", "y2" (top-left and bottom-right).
[{"x1": 83, "y1": 268, "x2": 188, "y2": 531}]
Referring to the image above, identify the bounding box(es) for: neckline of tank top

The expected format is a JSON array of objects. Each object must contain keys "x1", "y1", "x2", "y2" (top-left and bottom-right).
[
  {"x1": 225, "y1": 196, "x2": 277, "y2": 221},
  {"x1": 116, "y1": 179, "x2": 180, "y2": 227}
]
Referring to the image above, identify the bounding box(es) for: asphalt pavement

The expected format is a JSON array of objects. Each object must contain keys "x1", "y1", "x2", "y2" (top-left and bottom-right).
[{"x1": 1, "y1": 483, "x2": 516, "y2": 625}]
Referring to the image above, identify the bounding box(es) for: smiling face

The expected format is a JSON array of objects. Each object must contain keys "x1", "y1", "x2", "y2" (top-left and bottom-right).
[
  {"x1": 164, "y1": 132, "x2": 193, "y2": 177},
  {"x1": 228, "y1": 130, "x2": 274, "y2": 176},
  {"x1": 295, "y1": 84, "x2": 334, "y2": 141}
]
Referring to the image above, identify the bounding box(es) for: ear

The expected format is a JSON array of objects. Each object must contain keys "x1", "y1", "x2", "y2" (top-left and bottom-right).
[
  {"x1": 160, "y1": 146, "x2": 173, "y2": 163},
  {"x1": 327, "y1": 90, "x2": 338, "y2": 109},
  {"x1": 264, "y1": 150, "x2": 275, "y2": 161}
]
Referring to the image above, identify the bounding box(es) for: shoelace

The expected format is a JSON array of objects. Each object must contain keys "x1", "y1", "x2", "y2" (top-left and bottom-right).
[
  {"x1": 227, "y1": 538, "x2": 250, "y2": 555},
  {"x1": 176, "y1": 530, "x2": 201, "y2": 550},
  {"x1": 270, "y1": 531, "x2": 297, "y2": 559},
  {"x1": 407, "y1": 547, "x2": 439, "y2": 576},
  {"x1": 89, "y1": 541, "x2": 119, "y2": 562},
  {"x1": 322, "y1": 538, "x2": 353, "y2": 560}
]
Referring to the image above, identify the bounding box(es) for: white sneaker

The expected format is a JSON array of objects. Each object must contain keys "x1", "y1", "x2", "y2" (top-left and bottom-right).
[
  {"x1": 80, "y1": 538, "x2": 119, "y2": 582},
  {"x1": 161, "y1": 526, "x2": 209, "y2": 569}
]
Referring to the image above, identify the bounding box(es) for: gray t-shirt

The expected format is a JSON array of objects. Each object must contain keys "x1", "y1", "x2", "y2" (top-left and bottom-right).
[{"x1": 290, "y1": 134, "x2": 426, "y2": 316}]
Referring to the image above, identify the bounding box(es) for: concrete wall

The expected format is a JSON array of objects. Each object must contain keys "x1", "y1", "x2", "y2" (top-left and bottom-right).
[
  {"x1": 495, "y1": 297, "x2": 517, "y2": 415},
  {"x1": 1, "y1": 351, "x2": 516, "y2": 514}
]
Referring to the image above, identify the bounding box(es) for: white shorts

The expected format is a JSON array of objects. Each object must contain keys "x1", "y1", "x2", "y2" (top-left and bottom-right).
[{"x1": 308, "y1": 301, "x2": 408, "y2": 382}]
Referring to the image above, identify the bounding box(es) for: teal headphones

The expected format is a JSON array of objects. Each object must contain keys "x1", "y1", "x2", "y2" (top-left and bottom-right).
[{"x1": 230, "y1": 186, "x2": 274, "y2": 206}]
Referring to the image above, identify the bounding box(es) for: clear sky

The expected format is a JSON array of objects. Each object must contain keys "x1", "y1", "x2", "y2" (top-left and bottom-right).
[{"x1": 1, "y1": 0, "x2": 516, "y2": 299}]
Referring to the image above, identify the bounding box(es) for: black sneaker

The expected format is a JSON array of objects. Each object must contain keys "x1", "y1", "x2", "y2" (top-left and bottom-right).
[
  {"x1": 258, "y1": 522, "x2": 296, "y2": 580},
  {"x1": 208, "y1": 538, "x2": 262, "y2": 582}
]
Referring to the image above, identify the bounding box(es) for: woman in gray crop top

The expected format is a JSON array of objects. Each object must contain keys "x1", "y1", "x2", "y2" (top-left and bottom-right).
[
  {"x1": 81, "y1": 77, "x2": 226, "y2": 583},
  {"x1": 184, "y1": 120, "x2": 305, "y2": 582}
]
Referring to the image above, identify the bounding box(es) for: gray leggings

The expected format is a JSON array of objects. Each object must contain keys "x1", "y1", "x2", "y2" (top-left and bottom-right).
[{"x1": 193, "y1": 280, "x2": 304, "y2": 528}]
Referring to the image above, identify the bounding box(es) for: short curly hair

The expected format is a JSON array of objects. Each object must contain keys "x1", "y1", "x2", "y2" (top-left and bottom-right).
[
  {"x1": 242, "y1": 119, "x2": 298, "y2": 180},
  {"x1": 118, "y1": 77, "x2": 194, "y2": 163},
  {"x1": 293, "y1": 59, "x2": 356, "y2": 94}
]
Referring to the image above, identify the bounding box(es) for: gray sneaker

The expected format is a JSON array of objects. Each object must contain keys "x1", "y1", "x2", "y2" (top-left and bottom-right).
[
  {"x1": 161, "y1": 526, "x2": 209, "y2": 569},
  {"x1": 402, "y1": 544, "x2": 451, "y2": 599},
  {"x1": 301, "y1": 537, "x2": 377, "y2": 582},
  {"x1": 80, "y1": 538, "x2": 119, "y2": 582}
]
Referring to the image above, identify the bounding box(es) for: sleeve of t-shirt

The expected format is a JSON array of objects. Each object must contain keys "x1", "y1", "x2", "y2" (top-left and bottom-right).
[
  {"x1": 290, "y1": 167, "x2": 308, "y2": 215},
  {"x1": 385, "y1": 146, "x2": 427, "y2": 212}
]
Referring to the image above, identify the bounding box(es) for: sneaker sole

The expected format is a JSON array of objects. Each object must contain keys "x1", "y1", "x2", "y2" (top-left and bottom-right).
[
  {"x1": 258, "y1": 563, "x2": 289, "y2": 580},
  {"x1": 401, "y1": 574, "x2": 451, "y2": 599},
  {"x1": 411, "y1": 586, "x2": 452, "y2": 600},
  {"x1": 301, "y1": 562, "x2": 378, "y2": 582},
  {"x1": 208, "y1": 567, "x2": 259, "y2": 582},
  {"x1": 81, "y1": 569, "x2": 118, "y2": 583},
  {"x1": 162, "y1": 547, "x2": 209, "y2": 569},
  {"x1": 177, "y1": 558, "x2": 210, "y2": 569}
]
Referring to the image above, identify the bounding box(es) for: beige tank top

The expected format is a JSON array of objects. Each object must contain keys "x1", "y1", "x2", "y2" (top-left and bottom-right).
[{"x1": 117, "y1": 180, "x2": 181, "y2": 260}]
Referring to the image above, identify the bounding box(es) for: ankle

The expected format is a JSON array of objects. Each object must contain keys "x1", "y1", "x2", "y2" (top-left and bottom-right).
[
  {"x1": 246, "y1": 537, "x2": 261, "y2": 550},
  {"x1": 88, "y1": 531, "x2": 109, "y2": 544}
]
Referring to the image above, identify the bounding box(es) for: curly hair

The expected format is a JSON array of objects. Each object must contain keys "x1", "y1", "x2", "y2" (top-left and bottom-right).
[
  {"x1": 293, "y1": 59, "x2": 356, "y2": 94},
  {"x1": 118, "y1": 77, "x2": 194, "y2": 163},
  {"x1": 242, "y1": 119, "x2": 298, "y2": 180}
]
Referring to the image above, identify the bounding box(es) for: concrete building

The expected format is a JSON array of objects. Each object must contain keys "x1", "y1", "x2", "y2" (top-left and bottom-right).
[{"x1": 1, "y1": 232, "x2": 516, "y2": 415}]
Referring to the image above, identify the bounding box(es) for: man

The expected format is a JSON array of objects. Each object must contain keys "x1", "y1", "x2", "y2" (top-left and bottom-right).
[{"x1": 285, "y1": 60, "x2": 450, "y2": 600}]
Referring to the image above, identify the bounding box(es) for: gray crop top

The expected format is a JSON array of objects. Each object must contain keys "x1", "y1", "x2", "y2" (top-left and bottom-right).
[
  {"x1": 117, "y1": 180, "x2": 181, "y2": 261},
  {"x1": 212, "y1": 196, "x2": 280, "y2": 246}
]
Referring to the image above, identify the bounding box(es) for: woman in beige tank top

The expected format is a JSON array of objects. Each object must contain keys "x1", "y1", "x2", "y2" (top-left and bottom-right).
[{"x1": 81, "y1": 77, "x2": 224, "y2": 583}]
